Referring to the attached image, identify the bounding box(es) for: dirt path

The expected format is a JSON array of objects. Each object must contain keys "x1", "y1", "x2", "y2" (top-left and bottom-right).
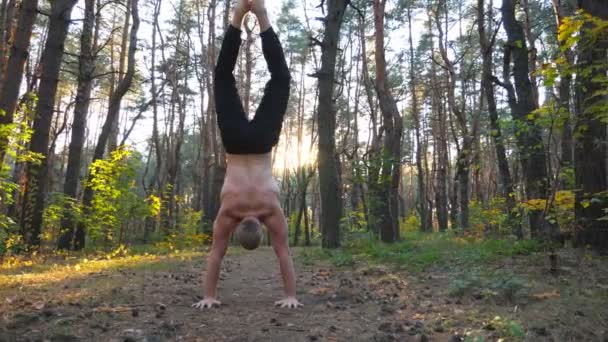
[{"x1": 1, "y1": 247, "x2": 607, "y2": 341}]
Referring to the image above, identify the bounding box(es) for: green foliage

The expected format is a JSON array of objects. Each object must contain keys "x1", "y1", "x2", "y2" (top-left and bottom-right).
[
  {"x1": 399, "y1": 213, "x2": 419, "y2": 234},
  {"x1": 0, "y1": 96, "x2": 42, "y2": 255},
  {"x1": 84, "y1": 147, "x2": 155, "y2": 247},
  {"x1": 42, "y1": 193, "x2": 81, "y2": 244},
  {"x1": 340, "y1": 204, "x2": 368, "y2": 236},
  {"x1": 520, "y1": 190, "x2": 575, "y2": 233},
  {"x1": 300, "y1": 232, "x2": 544, "y2": 273},
  {"x1": 469, "y1": 198, "x2": 510, "y2": 236},
  {"x1": 540, "y1": 10, "x2": 608, "y2": 125},
  {"x1": 488, "y1": 316, "x2": 525, "y2": 341}
]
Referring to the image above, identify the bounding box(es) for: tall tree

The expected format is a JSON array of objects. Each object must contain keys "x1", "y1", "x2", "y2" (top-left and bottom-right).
[
  {"x1": 20, "y1": 0, "x2": 78, "y2": 247},
  {"x1": 408, "y1": 3, "x2": 431, "y2": 232},
  {"x1": 478, "y1": 0, "x2": 518, "y2": 236},
  {"x1": 501, "y1": 0, "x2": 556, "y2": 240},
  {"x1": 57, "y1": 0, "x2": 97, "y2": 249},
  {"x1": 75, "y1": 0, "x2": 140, "y2": 249},
  {"x1": 316, "y1": 0, "x2": 349, "y2": 248},
  {"x1": 373, "y1": 0, "x2": 402, "y2": 242},
  {"x1": 0, "y1": 0, "x2": 38, "y2": 166},
  {"x1": 573, "y1": 1, "x2": 608, "y2": 249}
]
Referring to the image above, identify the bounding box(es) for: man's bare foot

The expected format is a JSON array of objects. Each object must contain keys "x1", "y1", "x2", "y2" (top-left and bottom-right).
[
  {"x1": 192, "y1": 298, "x2": 221, "y2": 309},
  {"x1": 275, "y1": 297, "x2": 303, "y2": 309}
]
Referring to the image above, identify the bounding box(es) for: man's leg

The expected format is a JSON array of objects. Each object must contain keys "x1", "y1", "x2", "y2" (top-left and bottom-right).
[
  {"x1": 249, "y1": 10, "x2": 292, "y2": 151},
  {"x1": 214, "y1": 9, "x2": 249, "y2": 153}
]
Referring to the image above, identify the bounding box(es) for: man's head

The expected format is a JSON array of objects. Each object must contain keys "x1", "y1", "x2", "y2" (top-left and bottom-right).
[{"x1": 236, "y1": 217, "x2": 263, "y2": 250}]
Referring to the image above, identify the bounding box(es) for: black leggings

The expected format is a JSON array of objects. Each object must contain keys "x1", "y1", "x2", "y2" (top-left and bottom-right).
[{"x1": 214, "y1": 25, "x2": 291, "y2": 155}]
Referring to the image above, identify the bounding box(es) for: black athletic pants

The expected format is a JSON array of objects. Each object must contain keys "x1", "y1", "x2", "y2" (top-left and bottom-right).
[{"x1": 214, "y1": 25, "x2": 291, "y2": 155}]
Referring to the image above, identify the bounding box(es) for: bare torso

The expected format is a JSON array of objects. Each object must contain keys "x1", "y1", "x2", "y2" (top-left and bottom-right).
[{"x1": 219, "y1": 153, "x2": 280, "y2": 221}]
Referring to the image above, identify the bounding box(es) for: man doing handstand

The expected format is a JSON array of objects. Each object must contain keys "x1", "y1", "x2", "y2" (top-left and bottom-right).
[{"x1": 192, "y1": 0, "x2": 302, "y2": 309}]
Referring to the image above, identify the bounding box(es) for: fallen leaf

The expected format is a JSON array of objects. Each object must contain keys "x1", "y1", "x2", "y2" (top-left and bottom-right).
[
  {"x1": 532, "y1": 290, "x2": 560, "y2": 300},
  {"x1": 308, "y1": 286, "x2": 334, "y2": 296},
  {"x1": 413, "y1": 313, "x2": 425, "y2": 320}
]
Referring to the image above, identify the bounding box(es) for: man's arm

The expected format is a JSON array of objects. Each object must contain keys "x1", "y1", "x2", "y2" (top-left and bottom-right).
[
  {"x1": 263, "y1": 206, "x2": 302, "y2": 308},
  {"x1": 192, "y1": 212, "x2": 236, "y2": 309}
]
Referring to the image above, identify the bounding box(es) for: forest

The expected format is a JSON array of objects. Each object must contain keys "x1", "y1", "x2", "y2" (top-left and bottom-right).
[
  {"x1": 0, "y1": 0, "x2": 606, "y2": 253},
  {"x1": 0, "y1": 0, "x2": 607, "y2": 340}
]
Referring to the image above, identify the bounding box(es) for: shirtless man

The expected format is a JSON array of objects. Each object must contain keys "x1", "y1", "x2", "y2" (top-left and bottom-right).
[{"x1": 192, "y1": 0, "x2": 302, "y2": 310}]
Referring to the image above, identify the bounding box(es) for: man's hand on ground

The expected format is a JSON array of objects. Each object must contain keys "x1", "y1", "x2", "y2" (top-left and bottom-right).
[
  {"x1": 275, "y1": 297, "x2": 303, "y2": 309},
  {"x1": 192, "y1": 298, "x2": 222, "y2": 309}
]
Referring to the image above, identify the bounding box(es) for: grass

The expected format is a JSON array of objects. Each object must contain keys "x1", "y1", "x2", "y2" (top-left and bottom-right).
[
  {"x1": 297, "y1": 231, "x2": 544, "y2": 273},
  {"x1": 0, "y1": 245, "x2": 205, "y2": 288}
]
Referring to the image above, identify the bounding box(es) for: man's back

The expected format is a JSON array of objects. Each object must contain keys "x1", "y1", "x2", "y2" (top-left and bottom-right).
[{"x1": 220, "y1": 153, "x2": 280, "y2": 220}]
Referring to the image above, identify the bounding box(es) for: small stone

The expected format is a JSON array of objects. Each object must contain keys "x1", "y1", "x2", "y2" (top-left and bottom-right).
[
  {"x1": 448, "y1": 335, "x2": 464, "y2": 342},
  {"x1": 378, "y1": 322, "x2": 393, "y2": 332},
  {"x1": 531, "y1": 326, "x2": 549, "y2": 336},
  {"x1": 433, "y1": 325, "x2": 444, "y2": 333},
  {"x1": 472, "y1": 292, "x2": 484, "y2": 300},
  {"x1": 49, "y1": 334, "x2": 80, "y2": 342}
]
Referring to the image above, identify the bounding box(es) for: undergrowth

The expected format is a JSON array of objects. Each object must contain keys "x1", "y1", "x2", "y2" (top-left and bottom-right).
[{"x1": 298, "y1": 232, "x2": 544, "y2": 273}]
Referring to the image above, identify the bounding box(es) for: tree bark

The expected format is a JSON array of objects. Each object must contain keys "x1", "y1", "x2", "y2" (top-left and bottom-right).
[
  {"x1": 317, "y1": 0, "x2": 348, "y2": 248},
  {"x1": 75, "y1": 0, "x2": 139, "y2": 249},
  {"x1": 0, "y1": 0, "x2": 38, "y2": 166},
  {"x1": 57, "y1": 0, "x2": 96, "y2": 249},
  {"x1": 108, "y1": 0, "x2": 131, "y2": 153},
  {"x1": 574, "y1": 1, "x2": 608, "y2": 250},
  {"x1": 413, "y1": 6, "x2": 430, "y2": 232},
  {"x1": 478, "y1": 0, "x2": 519, "y2": 237},
  {"x1": 502, "y1": 0, "x2": 555, "y2": 240},
  {"x1": 373, "y1": 0, "x2": 402, "y2": 243},
  {"x1": 20, "y1": 0, "x2": 78, "y2": 247}
]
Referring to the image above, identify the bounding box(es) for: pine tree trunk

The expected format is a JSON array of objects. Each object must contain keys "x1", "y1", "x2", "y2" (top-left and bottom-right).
[
  {"x1": 316, "y1": 0, "x2": 347, "y2": 248},
  {"x1": 373, "y1": 0, "x2": 401, "y2": 243},
  {"x1": 478, "y1": 0, "x2": 519, "y2": 237},
  {"x1": 57, "y1": 0, "x2": 96, "y2": 249},
  {"x1": 413, "y1": 6, "x2": 430, "y2": 232},
  {"x1": 75, "y1": 0, "x2": 139, "y2": 249},
  {"x1": 20, "y1": 0, "x2": 78, "y2": 247},
  {"x1": 502, "y1": 0, "x2": 556, "y2": 240},
  {"x1": 108, "y1": 0, "x2": 131, "y2": 153},
  {"x1": 0, "y1": 0, "x2": 38, "y2": 166},
  {"x1": 573, "y1": 1, "x2": 608, "y2": 250}
]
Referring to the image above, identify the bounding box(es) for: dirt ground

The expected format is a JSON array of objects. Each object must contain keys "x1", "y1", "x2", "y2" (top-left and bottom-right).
[{"x1": 1, "y1": 247, "x2": 607, "y2": 341}]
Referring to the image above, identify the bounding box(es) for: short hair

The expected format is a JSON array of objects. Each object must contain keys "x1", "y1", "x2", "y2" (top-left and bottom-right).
[{"x1": 236, "y1": 218, "x2": 262, "y2": 250}]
